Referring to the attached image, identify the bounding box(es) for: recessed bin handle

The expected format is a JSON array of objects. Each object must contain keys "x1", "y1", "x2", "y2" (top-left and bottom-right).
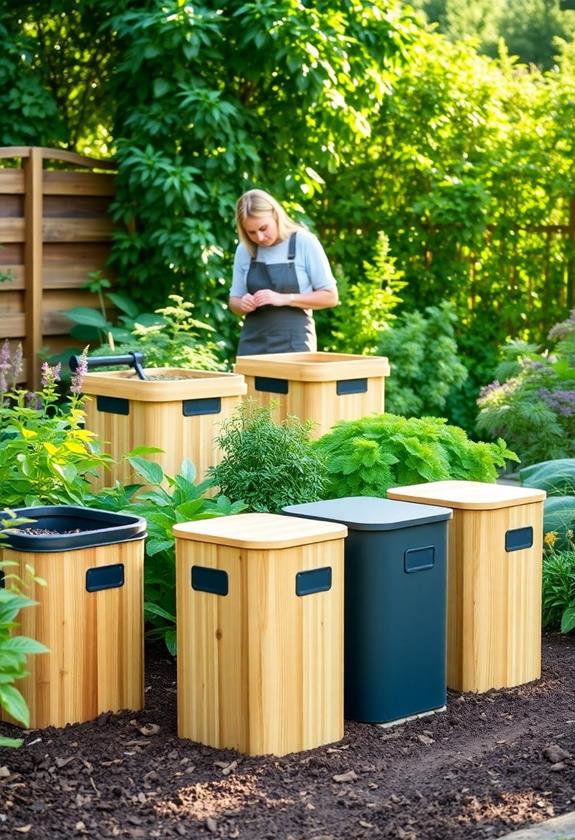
[
  {"x1": 70, "y1": 352, "x2": 146, "y2": 381},
  {"x1": 505, "y1": 527, "x2": 533, "y2": 552},
  {"x1": 86, "y1": 564, "x2": 125, "y2": 592},
  {"x1": 191, "y1": 566, "x2": 229, "y2": 596},
  {"x1": 336, "y1": 378, "x2": 368, "y2": 396},
  {"x1": 404, "y1": 546, "x2": 435, "y2": 573},
  {"x1": 254, "y1": 376, "x2": 289, "y2": 395},
  {"x1": 295, "y1": 567, "x2": 332, "y2": 596}
]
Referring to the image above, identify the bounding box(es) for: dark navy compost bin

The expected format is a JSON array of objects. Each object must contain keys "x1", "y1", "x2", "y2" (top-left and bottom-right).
[{"x1": 282, "y1": 497, "x2": 452, "y2": 725}]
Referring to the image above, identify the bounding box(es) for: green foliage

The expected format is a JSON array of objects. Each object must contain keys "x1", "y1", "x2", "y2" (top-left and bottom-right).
[
  {"x1": 519, "y1": 458, "x2": 575, "y2": 549},
  {"x1": 90, "y1": 457, "x2": 246, "y2": 656},
  {"x1": 0, "y1": 513, "x2": 48, "y2": 746},
  {"x1": 4, "y1": 2, "x2": 575, "y2": 392},
  {"x1": 413, "y1": 0, "x2": 575, "y2": 70},
  {"x1": 476, "y1": 315, "x2": 575, "y2": 466},
  {"x1": 376, "y1": 301, "x2": 468, "y2": 418},
  {"x1": 314, "y1": 413, "x2": 518, "y2": 498},
  {"x1": 322, "y1": 232, "x2": 406, "y2": 355},
  {"x1": 542, "y1": 532, "x2": 575, "y2": 633},
  {"x1": 66, "y1": 290, "x2": 225, "y2": 371},
  {"x1": 207, "y1": 401, "x2": 329, "y2": 513},
  {"x1": 0, "y1": 2, "x2": 115, "y2": 151},
  {"x1": 0, "y1": 346, "x2": 112, "y2": 507}
]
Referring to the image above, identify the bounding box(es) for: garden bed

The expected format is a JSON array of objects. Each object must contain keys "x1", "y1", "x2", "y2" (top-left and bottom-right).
[{"x1": 0, "y1": 632, "x2": 574, "y2": 839}]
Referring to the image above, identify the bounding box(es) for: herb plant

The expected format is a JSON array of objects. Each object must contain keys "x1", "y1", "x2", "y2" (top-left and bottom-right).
[
  {"x1": 0, "y1": 345, "x2": 112, "y2": 507},
  {"x1": 66, "y1": 291, "x2": 225, "y2": 371},
  {"x1": 207, "y1": 401, "x2": 329, "y2": 512},
  {"x1": 314, "y1": 413, "x2": 518, "y2": 498}
]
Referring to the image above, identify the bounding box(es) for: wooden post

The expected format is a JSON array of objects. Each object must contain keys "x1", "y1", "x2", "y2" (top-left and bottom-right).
[{"x1": 23, "y1": 147, "x2": 43, "y2": 389}]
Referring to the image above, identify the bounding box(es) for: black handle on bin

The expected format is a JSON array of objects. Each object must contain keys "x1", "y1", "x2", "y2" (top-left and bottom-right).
[{"x1": 69, "y1": 352, "x2": 146, "y2": 380}]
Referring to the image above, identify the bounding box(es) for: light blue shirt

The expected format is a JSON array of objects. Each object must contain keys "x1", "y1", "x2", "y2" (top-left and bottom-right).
[{"x1": 230, "y1": 228, "x2": 336, "y2": 297}]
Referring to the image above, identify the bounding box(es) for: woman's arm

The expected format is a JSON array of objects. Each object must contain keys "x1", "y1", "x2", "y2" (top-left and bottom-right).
[{"x1": 252, "y1": 288, "x2": 338, "y2": 309}]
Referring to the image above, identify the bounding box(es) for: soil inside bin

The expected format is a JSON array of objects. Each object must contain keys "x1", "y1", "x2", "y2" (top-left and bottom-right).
[{"x1": 1, "y1": 631, "x2": 574, "y2": 839}]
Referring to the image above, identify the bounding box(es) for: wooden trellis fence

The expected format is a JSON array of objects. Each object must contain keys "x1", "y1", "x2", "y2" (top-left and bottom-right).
[{"x1": 0, "y1": 147, "x2": 116, "y2": 389}]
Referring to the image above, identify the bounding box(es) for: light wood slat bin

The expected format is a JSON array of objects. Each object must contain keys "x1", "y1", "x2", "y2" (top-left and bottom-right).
[
  {"x1": 80, "y1": 368, "x2": 247, "y2": 486},
  {"x1": 0, "y1": 506, "x2": 146, "y2": 729},
  {"x1": 174, "y1": 512, "x2": 347, "y2": 756},
  {"x1": 233, "y1": 352, "x2": 390, "y2": 439},
  {"x1": 386, "y1": 481, "x2": 546, "y2": 693}
]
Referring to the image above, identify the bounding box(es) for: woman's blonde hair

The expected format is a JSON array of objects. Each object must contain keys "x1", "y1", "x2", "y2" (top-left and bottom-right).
[{"x1": 235, "y1": 189, "x2": 300, "y2": 256}]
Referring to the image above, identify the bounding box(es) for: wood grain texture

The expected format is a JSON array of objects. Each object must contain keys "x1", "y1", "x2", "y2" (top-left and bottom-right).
[
  {"x1": 387, "y1": 482, "x2": 545, "y2": 692},
  {"x1": 0, "y1": 539, "x2": 145, "y2": 729},
  {"x1": 234, "y1": 352, "x2": 390, "y2": 382},
  {"x1": 173, "y1": 512, "x2": 347, "y2": 548},
  {"x1": 0, "y1": 147, "x2": 117, "y2": 389},
  {"x1": 387, "y1": 480, "x2": 546, "y2": 510},
  {"x1": 235, "y1": 353, "x2": 389, "y2": 440},
  {"x1": 82, "y1": 370, "x2": 247, "y2": 486},
  {"x1": 175, "y1": 516, "x2": 345, "y2": 756}
]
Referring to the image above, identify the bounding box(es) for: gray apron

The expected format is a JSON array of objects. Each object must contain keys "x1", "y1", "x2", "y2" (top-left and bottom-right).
[{"x1": 237, "y1": 232, "x2": 317, "y2": 355}]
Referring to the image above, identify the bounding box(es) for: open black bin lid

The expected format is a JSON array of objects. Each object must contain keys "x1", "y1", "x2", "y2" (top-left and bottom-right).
[
  {"x1": 0, "y1": 506, "x2": 147, "y2": 552},
  {"x1": 282, "y1": 496, "x2": 452, "y2": 531}
]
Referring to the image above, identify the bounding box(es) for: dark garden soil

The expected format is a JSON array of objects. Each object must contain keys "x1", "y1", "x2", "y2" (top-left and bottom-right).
[{"x1": 1, "y1": 632, "x2": 575, "y2": 840}]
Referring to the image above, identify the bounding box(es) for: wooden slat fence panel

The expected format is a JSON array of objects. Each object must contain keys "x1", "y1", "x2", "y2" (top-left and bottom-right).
[{"x1": 0, "y1": 147, "x2": 116, "y2": 389}]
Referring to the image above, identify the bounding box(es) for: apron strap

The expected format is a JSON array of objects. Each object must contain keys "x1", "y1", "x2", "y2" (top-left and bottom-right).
[{"x1": 251, "y1": 231, "x2": 297, "y2": 261}]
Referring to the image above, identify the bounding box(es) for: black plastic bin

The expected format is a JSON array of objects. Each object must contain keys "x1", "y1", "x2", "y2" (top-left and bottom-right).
[{"x1": 282, "y1": 497, "x2": 452, "y2": 725}]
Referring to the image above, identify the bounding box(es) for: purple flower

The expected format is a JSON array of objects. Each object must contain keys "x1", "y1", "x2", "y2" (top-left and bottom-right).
[
  {"x1": 10, "y1": 343, "x2": 23, "y2": 387},
  {"x1": 70, "y1": 349, "x2": 88, "y2": 395},
  {"x1": 24, "y1": 391, "x2": 42, "y2": 410},
  {"x1": 539, "y1": 388, "x2": 575, "y2": 417},
  {"x1": 548, "y1": 309, "x2": 575, "y2": 341},
  {"x1": 40, "y1": 362, "x2": 61, "y2": 389},
  {"x1": 478, "y1": 380, "x2": 502, "y2": 400}
]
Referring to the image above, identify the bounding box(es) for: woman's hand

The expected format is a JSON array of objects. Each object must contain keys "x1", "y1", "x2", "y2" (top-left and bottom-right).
[
  {"x1": 229, "y1": 293, "x2": 258, "y2": 315},
  {"x1": 253, "y1": 289, "x2": 286, "y2": 307}
]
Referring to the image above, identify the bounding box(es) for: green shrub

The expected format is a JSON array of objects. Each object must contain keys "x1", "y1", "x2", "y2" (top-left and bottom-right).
[
  {"x1": 476, "y1": 315, "x2": 575, "y2": 466},
  {"x1": 314, "y1": 413, "x2": 518, "y2": 498},
  {"x1": 207, "y1": 401, "x2": 328, "y2": 512},
  {"x1": 323, "y1": 232, "x2": 406, "y2": 355},
  {"x1": 376, "y1": 301, "x2": 468, "y2": 419}
]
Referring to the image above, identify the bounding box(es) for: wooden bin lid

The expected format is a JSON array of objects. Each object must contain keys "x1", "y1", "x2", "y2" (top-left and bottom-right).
[
  {"x1": 234, "y1": 352, "x2": 390, "y2": 382},
  {"x1": 173, "y1": 513, "x2": 347, "y2": 548},
  {"x1": 387, "y1": 480, "x2": 546, "y2": 510},
  {"x1": 81, "y1": 368, "x2": 247, "y2": 401}
]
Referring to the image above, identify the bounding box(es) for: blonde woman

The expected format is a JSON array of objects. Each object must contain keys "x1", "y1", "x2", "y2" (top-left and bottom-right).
[{"x1": 229, "y1": 189, "x2": 338, "y2": 355}]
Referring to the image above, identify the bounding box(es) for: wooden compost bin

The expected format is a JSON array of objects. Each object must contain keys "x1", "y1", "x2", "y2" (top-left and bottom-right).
[
  {"x1": 174, "y1": 512, "x2": 347, "y2": 756},
  {"x1": 0, "y1": 506, "x2": 146, "y2": 729},
  {"x1": 387, "y1": 481, "x2": 546, "y2": 693},
  {"x1": 233, "y1": 352, "x2": 390, "y2": 438},
  {"x1": 81, "y1": 368, "x2": 247, "y2": 487}
]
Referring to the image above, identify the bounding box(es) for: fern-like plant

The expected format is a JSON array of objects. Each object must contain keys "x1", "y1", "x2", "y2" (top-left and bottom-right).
[{"x1": 314, "y1": 413, "x2": 518, "y2": 498}]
